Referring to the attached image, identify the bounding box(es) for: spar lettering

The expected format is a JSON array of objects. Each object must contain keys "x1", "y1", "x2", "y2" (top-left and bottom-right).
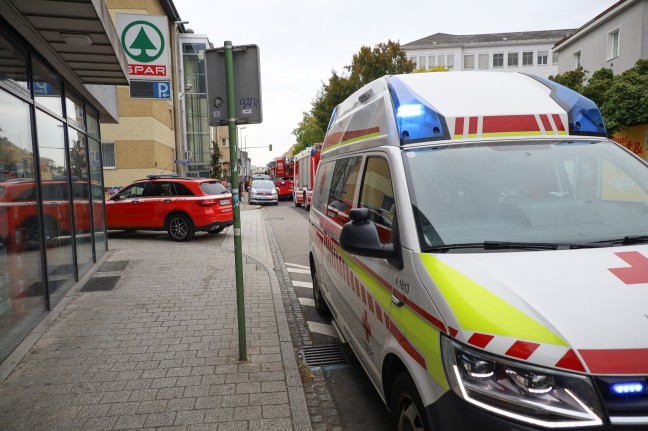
[{"x1": 129, "y1": 65, "x2": 167, "y2": 77}]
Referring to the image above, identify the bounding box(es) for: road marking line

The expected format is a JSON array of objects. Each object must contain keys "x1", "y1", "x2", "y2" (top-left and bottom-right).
[
  {"x1": 292, "y1": 280, "x2": 313, "y2": 288},
  {"x1": 307, "y1": 321, "x2": 338, "y2": 338},
  {"x1": 287, "y1": 268, "x2": 310, "y2": 275},
  {"x1": 299, "y1": 298, "x2": 315, "y2": 307},
  {"x1": 286, "y1": 262, "x2": 310, "y2": 270}
]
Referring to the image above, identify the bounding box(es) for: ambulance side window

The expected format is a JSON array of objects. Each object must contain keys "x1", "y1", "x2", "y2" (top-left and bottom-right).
[
  {"x1": 312, "y1": 161, "x2": 334, "y2": 213},
  {"x1": 326, "y1": 157, "x2": 361, "y2": 226},
  {"x1": 359, "y1": 157, "x2": 395, "y2": 245}
]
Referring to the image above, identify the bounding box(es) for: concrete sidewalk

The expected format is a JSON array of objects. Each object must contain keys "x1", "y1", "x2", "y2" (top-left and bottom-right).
[{"x1": 0, "y1": 207, "x2": 312, "y2": 431}]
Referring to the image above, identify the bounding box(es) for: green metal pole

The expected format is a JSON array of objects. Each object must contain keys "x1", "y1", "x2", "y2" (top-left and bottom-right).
[{"x1": 224, "y1": 40, "x2": 247, "y2": 361}]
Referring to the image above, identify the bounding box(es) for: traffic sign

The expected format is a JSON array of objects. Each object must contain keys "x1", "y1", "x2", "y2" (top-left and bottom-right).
[{"x1": 205, "y1": 44, "x2": 262, "y2": 126}]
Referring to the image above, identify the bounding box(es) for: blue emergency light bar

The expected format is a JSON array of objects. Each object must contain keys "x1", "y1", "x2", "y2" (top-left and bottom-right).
[
  {"x1": 526, "y1": 74, "x2": 607, "y2": 138},
  {"x1": 388, "y1": 76, "x2": 449, "y2": 145},
  {"x1": 611, "y1": 382, "x2": 645, "y2": 395}
]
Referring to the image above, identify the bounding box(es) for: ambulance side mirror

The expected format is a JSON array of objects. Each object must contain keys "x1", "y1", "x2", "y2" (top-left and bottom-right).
[{"x1": 340, "y1": 208, "x2": 403, "y2": 269}]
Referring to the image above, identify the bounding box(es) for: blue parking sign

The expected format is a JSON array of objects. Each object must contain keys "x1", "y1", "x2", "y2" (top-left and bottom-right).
[{"x1": 154, "y1": 82, "x2": 170, "y2": 99}]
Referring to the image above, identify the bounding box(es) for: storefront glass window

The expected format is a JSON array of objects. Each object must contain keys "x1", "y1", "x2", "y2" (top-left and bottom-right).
[
  {"x1": 69, "y1": 127, "x2": 93, "y2": 276},
  {"x1": 36, "y1": 109, "x2": 75, "y2": 306},
  {"x1": 65, "y1": 91, "x2": 84, "y2": 129},
  {"x1": 0, "y1": 89, "x2": 45, "y2": 360},
  {"x1": 0, "y1": 33, "x2": 28, "y2": 91},
  {"x1": 32, "y1": 58, "x2": 63, "y2": 117},
  {"x1": 88, "y1": 138, "x2": 106, "y2": 259}
]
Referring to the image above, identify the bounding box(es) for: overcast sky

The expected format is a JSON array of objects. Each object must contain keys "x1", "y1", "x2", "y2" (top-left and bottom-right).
[{"x1": 175, "y1": 0, "x2": 616, "y2": 166}]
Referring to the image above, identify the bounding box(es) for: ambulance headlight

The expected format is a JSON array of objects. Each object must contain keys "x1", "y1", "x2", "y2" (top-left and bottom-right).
[{"x1": 441, "y1": 336, "x2": 604, "y2": 428}]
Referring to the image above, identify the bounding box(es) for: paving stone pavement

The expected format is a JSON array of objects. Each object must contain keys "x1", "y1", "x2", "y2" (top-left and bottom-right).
[{"x1": 0, "y1": 207, "x2": 312, "y2": 431}]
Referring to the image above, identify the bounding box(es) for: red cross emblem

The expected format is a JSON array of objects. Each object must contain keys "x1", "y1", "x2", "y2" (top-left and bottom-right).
[
  {"x1": 362, "y1": 310, "x2": 372, "y2": 342},
  {"x1": 608, "y1": 251, "x2": 648, "y2": 285}
]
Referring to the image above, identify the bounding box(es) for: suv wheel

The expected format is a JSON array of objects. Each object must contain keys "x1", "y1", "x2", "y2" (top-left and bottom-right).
[{"x1": 167, "y1": 214, "x2": 194, "y2": 242}]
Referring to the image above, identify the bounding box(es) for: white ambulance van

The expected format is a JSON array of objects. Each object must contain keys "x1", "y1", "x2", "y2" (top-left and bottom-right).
[{"x1": 308, "y1": 71, "x2": 648, "y2": 431}]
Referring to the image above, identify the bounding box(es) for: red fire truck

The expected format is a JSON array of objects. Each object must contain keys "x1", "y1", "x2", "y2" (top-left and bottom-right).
[
  {"x1": 292, "y1": 143, "x2": 321, "y2": 210},
  {"x1": 267, "y1": 156, "x2": 294, "y2": 200}
]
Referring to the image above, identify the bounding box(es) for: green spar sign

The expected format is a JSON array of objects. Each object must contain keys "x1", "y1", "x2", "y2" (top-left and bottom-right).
[{"x1": 121, "y1": 21, "x2": 165, "y2": 63}]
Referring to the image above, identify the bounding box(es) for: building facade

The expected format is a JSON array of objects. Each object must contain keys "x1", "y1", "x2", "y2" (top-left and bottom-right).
[
  {"x1": 402, "y1": 30, "x2": 574, "y2": 77},
  {"x1": 554, "y1": 0, "x2": 648, "y2": 161},
  {"x1": 554, "y1": 0, "x2": 647, "y2": 76},
  {"x1": 0, "y1": 0, "x2": 128, "y2": 361}
]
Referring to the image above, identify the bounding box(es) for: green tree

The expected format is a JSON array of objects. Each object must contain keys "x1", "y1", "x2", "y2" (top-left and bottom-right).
[
  {"x1": 292, "y1": 112, "x2": 325, "y2": 154},
  {"x1": 582, "y1": 68, "x2": 614, "y2": 107},
  {"x1": 598, "y1": 60, "x2": 648, "y2": 134},
  {"x1": 294, "y1": 40, "x2": 414, "y2": 145},
  {"x1": 412, "y1": 66, "x2": 449, "y2": 73},
  {"x1": 549, "y1": 66, "x2": 587, "y2": 92},
  {"x1": 210, "y1": 144, "x2": 223, "y2": 179}
]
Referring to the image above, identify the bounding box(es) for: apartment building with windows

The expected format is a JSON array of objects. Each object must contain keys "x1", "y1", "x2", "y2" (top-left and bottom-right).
[
  {"x1": 402, "y1": 30, "x2": 574, "y2": 78},
  {"x1": 554, "y1": 0, "x2": 647, "y2": 76}
]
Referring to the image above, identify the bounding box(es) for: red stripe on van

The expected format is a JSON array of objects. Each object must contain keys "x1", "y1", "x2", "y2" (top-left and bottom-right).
[
  {"x1": 552, "y1": 114, "x2": 566, "y2": 131},
  {"x1": 579, "y1": 349, "x2": 648, "y2": 374},
  {"x1": 482, "y1": 115, "x2": 539, "y2": 134},
  {"x1": 455, "y1": 117, "x2": 464, "y2": 136},
  {"x1": 539, "y1": 114, "x2": 552, "y2": 132},
  {"x1": 505, "y1": 341, "x2": 540, "y2": 360},
  {"x1": 555, "y1": 349, "x2": 586, "y2": 372},
  {"x1": 468, "y1": 117, "x2": 478, "y2": 135},
  {"x1": 391, "y1": 290, "x2": 447, "y2": 334},
  {"x1": 468, "y1": 333, "x2": 494, "y2": 349},
  {"x1": 387, "y1": 317, "x2": 427, "y2": 370}
]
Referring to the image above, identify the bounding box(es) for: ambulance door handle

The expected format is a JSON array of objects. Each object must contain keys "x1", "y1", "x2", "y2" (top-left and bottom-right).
[{"x1": 391, "y1": 295, "x2": 405, "y2": 307}]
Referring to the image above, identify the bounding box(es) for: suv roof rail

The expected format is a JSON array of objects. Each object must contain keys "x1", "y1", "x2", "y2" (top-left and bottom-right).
[{"x1": 147, "y1": 174, "x2": 180, "y2": 179}]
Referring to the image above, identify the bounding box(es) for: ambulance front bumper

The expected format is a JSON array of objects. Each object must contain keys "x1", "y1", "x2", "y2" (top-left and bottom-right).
[{"x1": 428, "y1": 390, "x2": 646, "y2": 431}]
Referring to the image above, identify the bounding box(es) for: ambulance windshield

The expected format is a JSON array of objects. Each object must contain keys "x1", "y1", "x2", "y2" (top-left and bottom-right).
[{"x1": 403, "y1": 140, "x2": 648, "y2": 251}]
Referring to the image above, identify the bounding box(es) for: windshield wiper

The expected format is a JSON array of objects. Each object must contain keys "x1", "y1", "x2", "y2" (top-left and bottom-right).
[
  {"x1": 599, "y1": 235, "x2": 648, "y2": 246},
  {"x1": 424, "y1": 240, "x2": 614, "y2": 253}
]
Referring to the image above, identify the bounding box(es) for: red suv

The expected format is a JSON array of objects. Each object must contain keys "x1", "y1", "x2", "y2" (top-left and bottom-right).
[{"x1": 106, "y1": 176, "x2": 233, "y2": 242}]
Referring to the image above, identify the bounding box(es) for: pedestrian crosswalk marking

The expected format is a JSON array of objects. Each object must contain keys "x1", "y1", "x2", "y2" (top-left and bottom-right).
[
  {"x1": 287, "y1": 268, "x2": 310, "y2": 275},
  {"x1": 299, "y1": 298, "x2": 315, "y2": 307},
  {"x1": 307, "y1": 321, "x2": 338, "y2": 338},
  {"x1": 292, "y1": 280, "x2": 313, "y2": 288},
  {"x1": 286, "y1": 262, "x2": 310, "y2": 270}
]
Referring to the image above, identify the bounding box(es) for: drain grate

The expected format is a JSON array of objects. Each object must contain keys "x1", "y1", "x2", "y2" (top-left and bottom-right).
[
  {"x1": 80, "y1": 276, "x2": 120, "y2": 292},
  {"x1": 300, "y1": 344, "x2": 348, "y2": 369}
]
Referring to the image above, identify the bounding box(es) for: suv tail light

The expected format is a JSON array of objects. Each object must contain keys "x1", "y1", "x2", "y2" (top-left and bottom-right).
[{"x1": 197, "y1": 199, "x2": 218, "y2": 207}]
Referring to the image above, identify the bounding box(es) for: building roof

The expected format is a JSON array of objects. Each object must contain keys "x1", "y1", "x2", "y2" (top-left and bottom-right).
[
  {"x1": 402, "y1": 29, "x2": 576, "y2": 50},
  {"x1": 554, "y1": 0, "x2": 638, "y2": 49}
]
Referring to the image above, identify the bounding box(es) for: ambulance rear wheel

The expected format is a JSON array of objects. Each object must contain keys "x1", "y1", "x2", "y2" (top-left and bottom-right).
[
  {"x1": 390, "y1": 372, "x2": 432, "y2": 431},
  {"x1": 312, "y1": 269, "x2": 329, "y2": 315},
  {"x1": 303, "y1": 192, "x2": 310, "y2": 211}
]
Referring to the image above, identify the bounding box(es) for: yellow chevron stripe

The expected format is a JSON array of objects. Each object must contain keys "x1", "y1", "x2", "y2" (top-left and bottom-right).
[{"x1": 420, "y1": 254, "x2": 568, "y2": 346}]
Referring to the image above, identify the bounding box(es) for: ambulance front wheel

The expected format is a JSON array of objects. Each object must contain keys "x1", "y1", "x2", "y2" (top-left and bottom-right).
[
  {"x1": 312, "y1": 268, "x2": 330, "y2": 315},
  {"x1": 390, "y1": 372, "x2": 432, "y2": 431}
]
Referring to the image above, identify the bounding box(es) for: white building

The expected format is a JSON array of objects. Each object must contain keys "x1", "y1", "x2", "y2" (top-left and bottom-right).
[
  {"x1": 554, "y1": 0, "x2": 648, "y2": 76},
  {"x1": 402, "y1": 30, "x2": 574, "y2": 78}
]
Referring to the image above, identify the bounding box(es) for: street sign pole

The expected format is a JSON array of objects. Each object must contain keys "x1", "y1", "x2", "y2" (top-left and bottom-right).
[{"x1": 224, "y1": 41, "x2": 247, "y2": 361}]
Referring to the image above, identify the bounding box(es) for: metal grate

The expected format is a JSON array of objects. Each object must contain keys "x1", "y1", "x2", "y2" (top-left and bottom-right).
[
  {"x1": 80, "y1": 276, "x2": 120, "y2": 292},
  {"x1": 300, "y1": 344, "x2": 348, "y2": 369}
]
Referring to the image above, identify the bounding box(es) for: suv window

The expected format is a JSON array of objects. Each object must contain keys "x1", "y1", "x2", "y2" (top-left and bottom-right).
[
  {"x1": 120, "y1": 183, "x2": 146, "y2": 199},
  {"x1": 359, "y1": 157, "x2": 395, "y2": 244},
  {"x1": 15, "y1": 186, "x2": 36, "y2": 201},
  {"x1": 147, "y1": 182, "x2": 174, "y2": 197},
  {"x1": 199, "y1": 182, "x2": 226, "y2": 195}
]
